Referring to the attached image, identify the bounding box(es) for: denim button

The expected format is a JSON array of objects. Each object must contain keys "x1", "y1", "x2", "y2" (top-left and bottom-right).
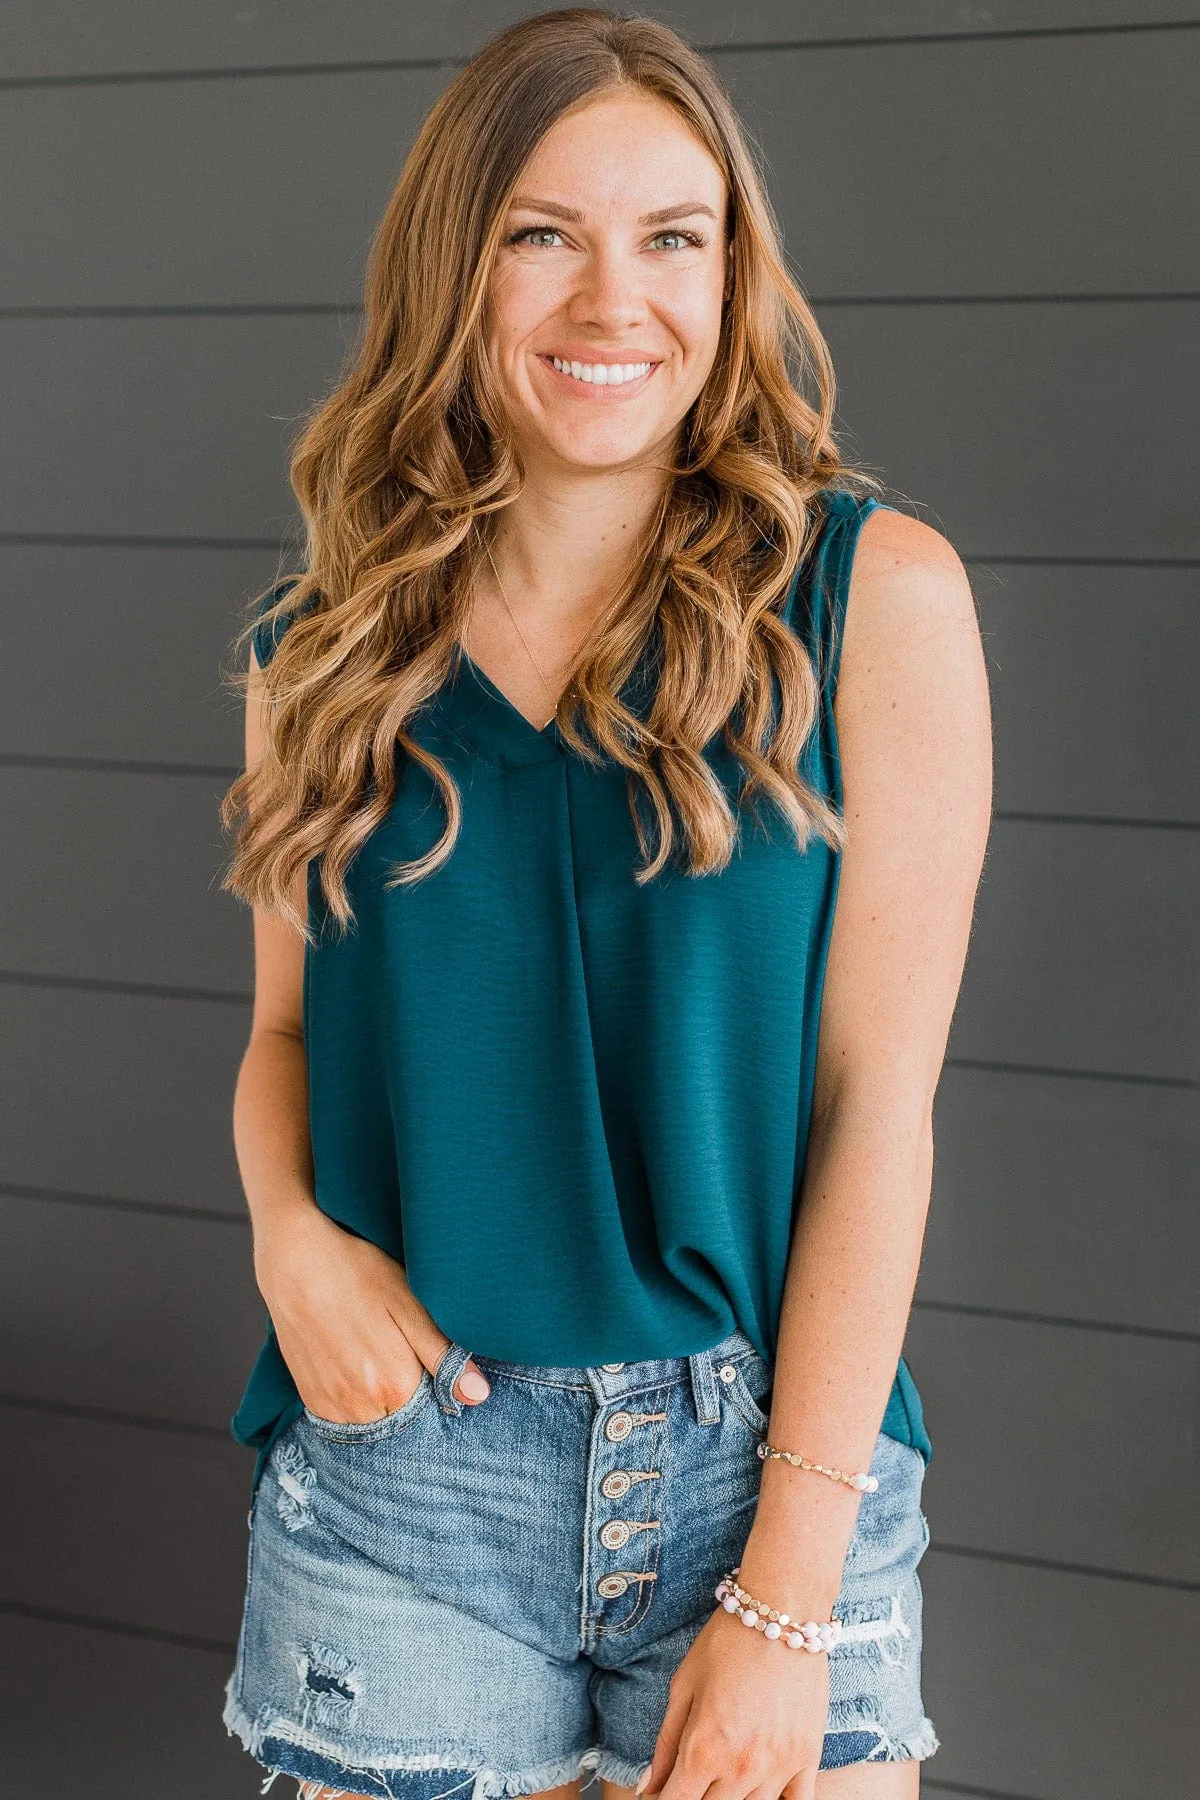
[
  {"x1": 605, "y1": 1411, "x2": 634, "y2": 1441},
  {"x1": 602, "y1": 1470, "x2": 633, "y2": 1498},
  {"x1": 597, "y1": 1573, "x2": 629, "y2": 1597},
  {"x1": 600, "y1": 1362, "x2": 625, "y2": 1372},
  {"x1": 600, "y1": 1520, "x2": 632, "y2": 1549},
  {"x1": 718, "y1": 1364, "x2": 737, "y2": 1383}
]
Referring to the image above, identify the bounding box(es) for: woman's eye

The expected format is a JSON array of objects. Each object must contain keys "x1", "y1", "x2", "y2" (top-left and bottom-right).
[
  {"x1": 505, "y1": 226, "x2": 706, "y2": 251},
  {"x1": 507, "y1": 226, "x2": 564, "y2": 249}
]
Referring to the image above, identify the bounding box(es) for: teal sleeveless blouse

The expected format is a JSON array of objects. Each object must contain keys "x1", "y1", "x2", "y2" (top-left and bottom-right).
[{"x1": 231, "y1": 488, "x2": 931, "y2": 1495}]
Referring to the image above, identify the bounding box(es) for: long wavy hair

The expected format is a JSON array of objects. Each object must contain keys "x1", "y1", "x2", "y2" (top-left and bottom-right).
[{"x1": 218, "y1": 6, "x2": 884, "y2": 944}]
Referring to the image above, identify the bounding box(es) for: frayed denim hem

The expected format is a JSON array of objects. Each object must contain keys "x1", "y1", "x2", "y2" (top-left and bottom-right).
[
  {"x1": 224, "y1": 1668, "x2": 939, "y2": 1792},
  {"x1": 223, "y1": 1676, "x2": 644, "y2": 1800},
  {"x1": 820, "y1": 1710, "x2": 941, "y2": 1769}
]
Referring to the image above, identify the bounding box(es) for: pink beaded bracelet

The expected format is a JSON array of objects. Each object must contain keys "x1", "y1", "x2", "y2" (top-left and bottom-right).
[
  {"x1": 714, "y1": 1567, "x2": 844, "y2": 1653},
  {"x1": 756, "y1": 1440, "x2": 880, "y2": 1492}
]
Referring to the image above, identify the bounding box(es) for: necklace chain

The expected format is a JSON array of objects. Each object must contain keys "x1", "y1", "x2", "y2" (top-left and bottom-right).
[
  {"x1": 484, "y1": 542, "x2": 559, "y2": 727},
  {"x1": 482, "y1": 540, "x2": 630, "y2": 732}
]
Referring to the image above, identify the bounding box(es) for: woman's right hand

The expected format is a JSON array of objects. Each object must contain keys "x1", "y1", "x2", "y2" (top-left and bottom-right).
[{"x1": 252, "y1": 1200, "x2": 491, "y2": 1421}]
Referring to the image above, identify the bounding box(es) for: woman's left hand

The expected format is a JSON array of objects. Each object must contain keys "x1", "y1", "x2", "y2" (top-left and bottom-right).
[{"x1": 637, "y1": 1604, "x2": 830, "y2": 1800}]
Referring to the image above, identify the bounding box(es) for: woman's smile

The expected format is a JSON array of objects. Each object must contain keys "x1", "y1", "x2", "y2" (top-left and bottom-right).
[{"x1": 536, "y1": 351, "x2": 661, "y2": 397}]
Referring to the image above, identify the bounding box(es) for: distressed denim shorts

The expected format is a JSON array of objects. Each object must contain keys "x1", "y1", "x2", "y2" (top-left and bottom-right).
[{"x1": 222, "y1": 1327, "x2": 939, "y2": 1797}]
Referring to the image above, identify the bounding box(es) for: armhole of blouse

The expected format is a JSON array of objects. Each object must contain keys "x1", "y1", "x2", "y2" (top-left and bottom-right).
[
  {"x1": 250, "y1": 578, "x2": 306, "y2": 672},
  {"x1": 817, "y1": 493, "x2": 887, "y2": 713},
  {"x1": 783, "y1": 492, "x2": 862, "y2": 714}
]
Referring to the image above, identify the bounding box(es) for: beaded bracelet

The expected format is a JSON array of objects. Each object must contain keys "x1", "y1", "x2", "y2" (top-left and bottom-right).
[
  {"x1": 756, "y1": 1440, "x2": 880, "y2": 1493},
  {"x1": 715, "y1": 1567, "x2": 843, "y2": 1653}
]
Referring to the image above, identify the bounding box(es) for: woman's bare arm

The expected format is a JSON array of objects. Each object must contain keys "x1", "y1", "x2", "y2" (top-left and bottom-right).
[
  {"x1": 735, "y1": 503, "x2": 993, "y2": 1618},
  {"x1": 231, "y1": 645, "x2": 316, "y2": 1261},
  {"x1": 231, "y1": 642, "x2": 492, "y2": 1415}
]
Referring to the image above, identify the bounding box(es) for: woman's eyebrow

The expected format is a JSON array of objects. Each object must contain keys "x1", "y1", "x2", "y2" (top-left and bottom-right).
[{"x1": 508, "y1": 195, "x2": 717, "y2": 226}]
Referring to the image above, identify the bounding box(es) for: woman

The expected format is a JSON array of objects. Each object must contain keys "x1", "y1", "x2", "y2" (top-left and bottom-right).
[{"x1": 218, "y1": 10, "x2": 991, "y2": 1800}]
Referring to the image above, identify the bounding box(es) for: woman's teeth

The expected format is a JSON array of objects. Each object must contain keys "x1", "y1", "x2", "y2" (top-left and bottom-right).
[{"x1": 549, "y1": 356, "x2": 653, "y2": 385}]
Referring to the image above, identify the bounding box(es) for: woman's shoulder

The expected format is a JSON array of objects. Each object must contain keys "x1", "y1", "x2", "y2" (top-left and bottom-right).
[
  {"x1": 851, "y1": 498, "x2": 968, "y2": 586},
  {"x1": 785, "y1": 488, "x2": 966, "y2": 696},
  {"x1": 837, "y1": 498, "x2": 989, "y2": 784},
  {"x1": 845, "y1": 501, "x2": 977, "y2": 670},
  {"x1": 813, "y1": 485, "x2": 966, "y2": 577}
]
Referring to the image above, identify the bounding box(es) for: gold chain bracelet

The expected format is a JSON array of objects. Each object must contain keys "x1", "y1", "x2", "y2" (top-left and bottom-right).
[{"x1": 756, "y1": 1440, "x2": 880, "y2": 1492}]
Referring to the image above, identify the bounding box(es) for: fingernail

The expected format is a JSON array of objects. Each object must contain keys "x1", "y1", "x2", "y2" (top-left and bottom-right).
[
  {"x1": 635, "y1": 1772, "x2": 651, "y2": 1795},
  {"x1": 457, "y1": 1365, "x2": 490, "y2": 1401}
]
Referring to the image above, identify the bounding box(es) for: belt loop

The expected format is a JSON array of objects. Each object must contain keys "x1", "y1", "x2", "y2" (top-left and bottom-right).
[
  {"x1": 689, "y1": 1348, "x2": 721, "y2": 1426},
  {"x1": 432, "y1": 1341, "x2": 472, "y2": 1415}
]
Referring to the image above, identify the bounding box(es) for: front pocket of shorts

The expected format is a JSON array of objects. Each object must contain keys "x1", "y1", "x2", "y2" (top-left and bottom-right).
[
  {"x1": 301, "y1": 1368, "x2": 435, "y2": 1444},
  {"x1": 840, "y1": 1433, "x2": 926, "y2": 1577},
  {"x1": 724, "y1": 1356, "x2": 773, "y2": 1436}
]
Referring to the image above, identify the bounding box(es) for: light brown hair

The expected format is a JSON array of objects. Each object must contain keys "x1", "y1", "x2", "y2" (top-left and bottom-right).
[{"x1": 219, "y1": 6, "x2": 883, "y2": 942}]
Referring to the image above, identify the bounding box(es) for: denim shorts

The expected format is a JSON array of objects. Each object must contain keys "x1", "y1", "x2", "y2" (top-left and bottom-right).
[{"x1": 222, "y1": 1326, "x2": 939, "y2": 1797}]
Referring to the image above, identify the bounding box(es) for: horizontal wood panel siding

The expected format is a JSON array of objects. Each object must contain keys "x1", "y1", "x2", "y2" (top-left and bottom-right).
[
  {"x1": 1, "y1": 1407, "x2": 253, "y2": 1640},
  {"x1": 822, "y1": 299, "x2": 1199, "y2": 561},
  {"x1": 950, "y1": 819, "x2": 1200, "y2": 1080},
  {"x1": 10, "y1": 773, "x2": 1199, "y2": 1079},
  {"x1": 1, "y1": 1615, "x2": 261, "y2": 1795},
  {"x1": 918, "y1": 1792, "x2": 1003, "y2": 1800},
  {"x1": 0, "y1": 66, "x2": 444, "y2": 309},
  {"x1": 977, "y1": 564, "x2": 1200, "y2": 824},
  {"x1": 922, "y1": 1068, "x2": 1200, "y2": 1334},
  {"x1": 2, "y1": 29, "x2": 1198, "y2": 305},
  {"x1": 731, "y1": 27, "x2": 1200, "y2": 296},
  {"x1": 0, "y1": 315, "x2": 338, "y2": 542},
  {"x1": 0, "y1": 986, "x2": 249, "y2": 1215},
  {"x1": 2, "y1": 305, "x2": 1195, "y2": 555},
  {"x1": 0, "y1": 542, "x2": 286, "y2": 767},
  {"x1": 1, "y1": 2, "x2": 1195, "y2": 80},
  {"x1": 1, "y1": 768, "x2": 250, "y2": 990},
  {"x1": 920, "y1": 1552, "x2": 1199, "y2": 1798},
  {"x1": 905, "y1": 1310, "x2": 1200, "y2": 1581},
  {"x1": 5, "y1": 544, "x2": 1198, "y2": 833},
  {"x1": 0, "y1": 1196, "x2": 261, "y2": 1430}
]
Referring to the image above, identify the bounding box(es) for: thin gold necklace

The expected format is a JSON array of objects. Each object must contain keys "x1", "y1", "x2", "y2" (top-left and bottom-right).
[
  {"x1": 483, "y1": 542, "x2": 558, "y2": 729},
  {"x1": 482, "y1": 541, "x2": 628, "y2": 733}
]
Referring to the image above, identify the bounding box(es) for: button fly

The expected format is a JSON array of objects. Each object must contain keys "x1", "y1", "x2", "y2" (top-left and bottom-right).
[
  {"x1": 601, "y1": 1470, "x2": 633, "y2": 1499},
  {"x1": 605, "y1": 1411, "x2": 634, "y2": 1441},
  {"x1": 600, "y1": 1362, "x2": 625, "y2": 1372},
  {"x1": 596, "y1": 1573, "x2": 629, "y2": 1598},
  {"x1": 599, "y1": 1519, "x2": 632, "y2": 1550}
]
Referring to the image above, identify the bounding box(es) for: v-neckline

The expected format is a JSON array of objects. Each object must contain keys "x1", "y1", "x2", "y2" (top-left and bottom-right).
[
  {"x1": 445, "y1": 630, "x2": 661, "y2": 767},
  {"x1": 456, "y1": 643, "x2": 559, "y2": 740}
]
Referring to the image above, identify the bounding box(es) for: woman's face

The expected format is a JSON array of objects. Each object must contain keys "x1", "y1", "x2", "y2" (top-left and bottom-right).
[{"x1": 483, "y1": 88, "x2": 730, "y2": 478}]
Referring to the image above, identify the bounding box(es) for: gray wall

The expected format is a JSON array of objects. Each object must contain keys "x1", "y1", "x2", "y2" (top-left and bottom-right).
[{"x1": 2, "y1": 4, "x2": 1196, "y2": 1795}]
